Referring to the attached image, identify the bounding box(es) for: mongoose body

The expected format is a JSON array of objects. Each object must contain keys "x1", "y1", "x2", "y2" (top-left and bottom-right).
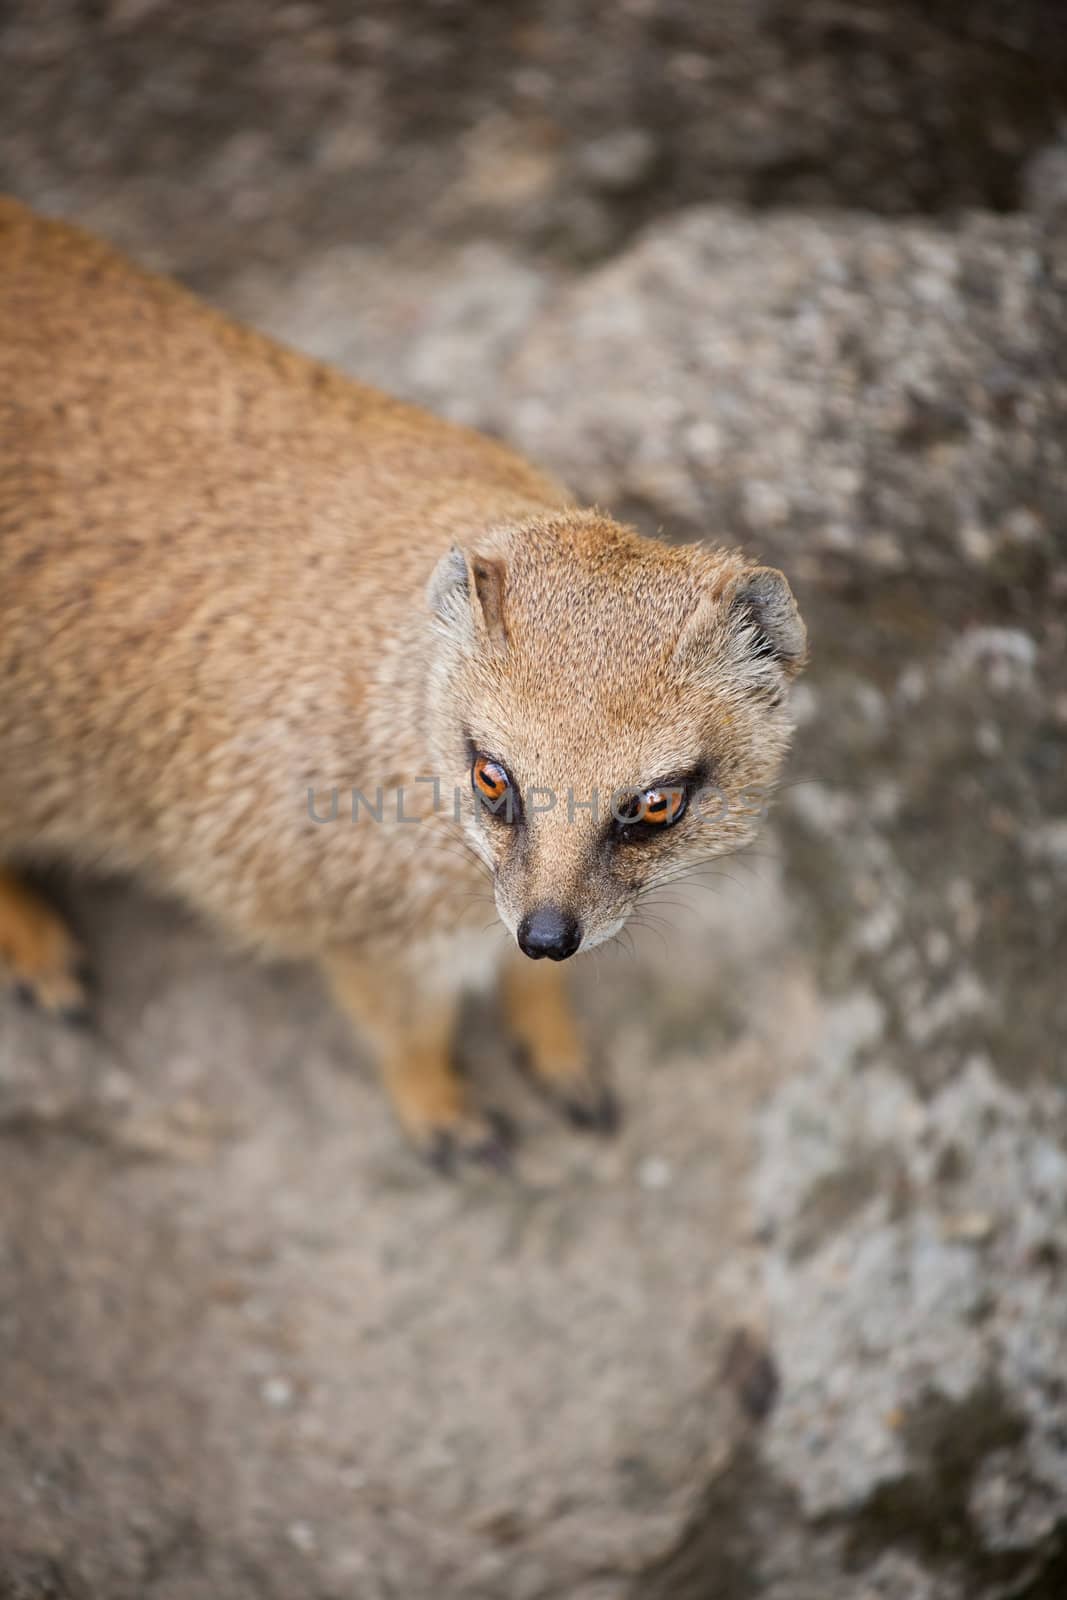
[{"x1": 0, "y1": 197, "x2": 806, "y2": 1163}]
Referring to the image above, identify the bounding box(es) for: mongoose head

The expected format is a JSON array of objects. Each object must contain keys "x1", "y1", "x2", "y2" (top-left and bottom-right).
[{"x1": 427, "y1": 511, "x2": 806, "y2": 960}]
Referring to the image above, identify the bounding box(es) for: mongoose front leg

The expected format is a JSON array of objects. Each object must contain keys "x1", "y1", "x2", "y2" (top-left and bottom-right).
[
  {"x1": 322, "y1": 951, "x2": 513, "y2": 1172},
  {"x1": 0, "y1": 867, "x2": 89, "y2": 1023},
  {"x1": 502, "y1": 955, "x2": 618, "y2": 1134}
]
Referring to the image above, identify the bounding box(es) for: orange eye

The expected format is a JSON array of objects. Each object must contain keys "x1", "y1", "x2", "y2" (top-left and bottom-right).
[
  {"x1": 471, "y1": 753, "x2": 518, "y2": 819},
  {"x1": 616, "y1": 786, "x2": 687, "y2": 829}
]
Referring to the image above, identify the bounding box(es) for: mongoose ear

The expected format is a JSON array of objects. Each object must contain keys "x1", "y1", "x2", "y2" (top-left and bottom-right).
[
  {"x1": 675, "y1": 564, "x2": 806, "y2": 683},
  {"x1": 427, "y1": 546, "x2": 508, "y2": 652},
  {"x1": 728, "y1": 566, "x2": 807, "y2": 676}
]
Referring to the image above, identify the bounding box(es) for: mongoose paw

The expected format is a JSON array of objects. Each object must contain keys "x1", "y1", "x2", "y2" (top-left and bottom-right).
[
  {"x1": 0, "y1": 880, "x2": 91, "y2": 1026},
  {"x1": 421, "y1": 1108, "x2": 517, "y2": 1177},
  {"x1": 516, "y1": 1046, "x2": 621, "y2": 1137},
  {"x1": 560, "y1": 1078, "x2": 620, "y2": 1136}
]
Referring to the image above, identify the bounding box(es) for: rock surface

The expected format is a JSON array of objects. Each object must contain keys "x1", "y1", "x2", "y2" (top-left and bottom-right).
[
  {"x1": 2, "y1": 0, "x2": 1066, "y2": 285},
  {"x1": 2, "y1": 5, "x2": 1066, "y2": 1597},
  {"x1": 1, "y1": 860, "x2": 806, "y2": 1600},
  {"x1": 502, "y1": 210, "x2": 1064, "y2": 588}
]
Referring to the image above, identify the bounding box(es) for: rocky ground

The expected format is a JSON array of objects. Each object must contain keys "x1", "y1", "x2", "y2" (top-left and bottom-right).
[{"x1": 1, "y1": 3, "x2": 1066, "y2": 1597}]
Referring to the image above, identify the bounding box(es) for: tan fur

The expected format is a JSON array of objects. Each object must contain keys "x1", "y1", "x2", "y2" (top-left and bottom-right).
[{"x1": 0, "y1": 197, "x2": 806, "y2": 1162}]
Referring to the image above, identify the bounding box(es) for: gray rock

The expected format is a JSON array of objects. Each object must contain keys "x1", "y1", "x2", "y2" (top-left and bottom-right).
[
  {"x1": 500, "y1": 208, "x2": 1064, "y2": 592},
  {"x1": 230, "y1": 240, "x2": 555, "y2": 428},
  {"x1": 0, "y1": 863, "x2": 805, "y2": 1600},
  {"x1": 1, "y1": 0, "x2": 1064, "y2": 288},
  {"x1": 577, "y1": 129, "x2": 660, "y2": 195}
]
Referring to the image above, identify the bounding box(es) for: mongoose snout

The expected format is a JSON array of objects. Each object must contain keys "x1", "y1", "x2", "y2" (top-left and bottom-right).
[
  {"x1": 0, "y1": 196, "x2": 807, "y2": 1169},
  {"x1": 516, "y1": 907, "x2": 583, "y2": 961}
]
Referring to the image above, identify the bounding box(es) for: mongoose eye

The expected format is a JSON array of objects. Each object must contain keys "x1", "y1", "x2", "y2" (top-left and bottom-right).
[
  {"x1": 471, "y1": 753, "x2": 520, "y2": 822},
  {"x1": 615, "y1": 785, "x2": 688, "y2": 831}
]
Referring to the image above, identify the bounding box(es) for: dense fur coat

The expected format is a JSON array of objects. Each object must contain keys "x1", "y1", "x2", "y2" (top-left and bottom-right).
[{"x1": 0, "y1": 198, "x2": 806, "y2": 1163}]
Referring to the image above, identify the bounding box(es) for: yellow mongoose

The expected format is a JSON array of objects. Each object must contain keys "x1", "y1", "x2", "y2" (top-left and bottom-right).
[{"x1": 0, "y1": 197, "x2": 806, "y2": 1167}]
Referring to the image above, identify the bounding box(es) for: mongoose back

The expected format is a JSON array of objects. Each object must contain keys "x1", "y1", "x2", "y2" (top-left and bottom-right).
[{"x1": 0, "y1": 196, "x2": 807, "y2": 1165}]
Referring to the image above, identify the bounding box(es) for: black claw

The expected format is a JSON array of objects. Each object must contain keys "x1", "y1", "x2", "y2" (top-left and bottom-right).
[
  {"x1": 423, "y1": 1111, "x2": 517, "y2": 1177},
  {"x1": 13, "y1": 981, "x2": 36, "y2": 1010},
  {"x1": 471, "y1": 1109, "x2": 517, "y2": 1172},
  {"x1": 515, "y1": 1044, "x2": 620, "y2": 1136},
  {"x1": 488, "y1": 1107, "x2": 517, "y2": 1146},
  {"x1": 60, "y1": 1003, "x2": 93, "y2": 1031},
  {"x1": 564, "y1": 1083, "x2": 621, "y2": 1137},
  {"x1": 426, "y1": 1130, "x2": 457, "y2": 1177}
]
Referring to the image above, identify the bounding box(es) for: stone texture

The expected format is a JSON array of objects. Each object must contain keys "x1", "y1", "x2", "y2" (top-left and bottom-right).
[
  {"x1": 1, "y1": 0, "x2": 1065, "y2": 287},
  {"x1": 1, "y1": 864, "x2": 804, "y2": 1600},
  {"x1": 501, "y1": 207, "x2": 1064, "y2": 593}
]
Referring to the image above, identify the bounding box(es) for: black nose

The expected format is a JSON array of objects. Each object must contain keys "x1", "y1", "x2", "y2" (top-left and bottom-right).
[{"x1": 517, "y1": 907, "x2": 582, "y2": 961}]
